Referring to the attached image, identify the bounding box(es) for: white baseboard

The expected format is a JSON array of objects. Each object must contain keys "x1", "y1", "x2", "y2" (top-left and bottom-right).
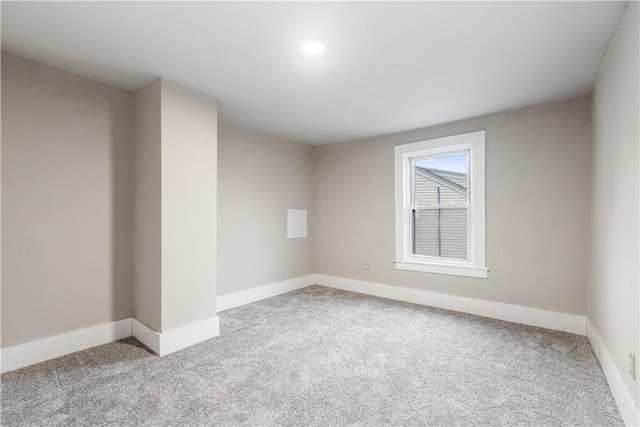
[
  {"x1": 132, "y1": 316, "x2": 220, "y2": 356},
  {"x1": 315, "y1": 274, "x2": 587, "y2": 335},
  {"x1": 1, "y1": 315, "x2": 221, "y2": 373},
  {"x1": 0, "y1": 274, "x2": 591, "y2": 375},
  {"x1": 0, "y1": 318, "x2": 132, "y2": 373},
  {"x1": 217, "y1": 274, "x2": 315, "y2": 312},
  {"x1": 131, "y1": 318, "x2": 161, "y2": 355},
  {"x1": 587, "y1": 320, "x2": 640, "y2": 426}
]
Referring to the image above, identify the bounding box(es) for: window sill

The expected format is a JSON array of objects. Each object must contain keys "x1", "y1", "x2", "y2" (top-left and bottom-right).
[{"x1": 395, "y1": 261, "x2": 489, "y2": 279}]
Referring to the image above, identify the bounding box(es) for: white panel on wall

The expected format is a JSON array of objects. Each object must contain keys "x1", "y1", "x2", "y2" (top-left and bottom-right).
[{"x1": 287, "y1": 209, "x2": 307, "y2": 238}]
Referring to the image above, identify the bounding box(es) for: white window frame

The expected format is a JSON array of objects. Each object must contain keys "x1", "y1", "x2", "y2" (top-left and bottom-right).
[{"x1": 394, "y1": 130, "x2": 488, "y2": 279}]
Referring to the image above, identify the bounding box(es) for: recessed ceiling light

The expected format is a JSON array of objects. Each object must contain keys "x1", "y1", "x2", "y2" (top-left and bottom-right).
[{"x1": 301, "y1": 41, "x2": 325, "y2": 55}]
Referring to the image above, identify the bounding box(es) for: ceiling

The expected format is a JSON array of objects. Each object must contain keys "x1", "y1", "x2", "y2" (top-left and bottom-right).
[{"x1": 1, "y1": 2, "x2": 626, "y2": 145}]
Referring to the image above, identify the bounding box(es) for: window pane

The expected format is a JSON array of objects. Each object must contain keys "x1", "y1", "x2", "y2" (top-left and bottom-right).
[
  {"x1": 414, "y1": 153, "x2": 468, "y2": 206},
  {"x1": 412, "y1": 153, "x2": 469, "y2": 260},
  {"x1": 413, "y1": 208, "x2": 468, "y2": 259}
]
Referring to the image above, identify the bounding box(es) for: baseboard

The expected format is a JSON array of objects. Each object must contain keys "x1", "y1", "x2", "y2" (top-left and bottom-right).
[
  {"x1": 131, "y1": 318, "x2": 161, "y2": 355},
  {"x1": 0, "y1": 275, "x2": 590, "y2": 374},
  {"x1": 315, "y1": 274, "x2": 587, "y2": 335},
  {"x1": 132, "y1": 316, "x2": 220, "y2": 357},
  {"x1": 1, "y1": 318, "x2": 132, "y2": 373},
  {"x1": 587, "y1": 320, "x2": 640, "y2": 426},
  {"x1": 217, "y1": 274, "x2": 315, "y2": 312}
]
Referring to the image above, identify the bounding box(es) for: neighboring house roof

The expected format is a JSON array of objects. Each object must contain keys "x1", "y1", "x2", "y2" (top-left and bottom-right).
[{"x1": 415, "y1": 167, "x2": 467, "y2": 195}]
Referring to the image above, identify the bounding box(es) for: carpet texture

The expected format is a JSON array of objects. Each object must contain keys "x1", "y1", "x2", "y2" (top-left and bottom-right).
[{"x1": 1, "y1": 285, "x2": 623, "y2": 426}]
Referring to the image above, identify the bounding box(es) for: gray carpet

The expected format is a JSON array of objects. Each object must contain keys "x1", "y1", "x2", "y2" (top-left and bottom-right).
[{"x1": 1, "y1": 285, "x2": 623, "y2": 426}]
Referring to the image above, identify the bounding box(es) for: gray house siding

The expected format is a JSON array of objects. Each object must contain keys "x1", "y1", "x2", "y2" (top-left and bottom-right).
[{"x1": 413, "y1": 168, "x2": 468, "y2": 259}]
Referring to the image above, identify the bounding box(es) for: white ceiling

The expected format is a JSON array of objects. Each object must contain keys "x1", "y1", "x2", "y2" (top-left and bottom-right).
[{"x1": 1, "y1": 1, "x2": 626, "y2": 145}]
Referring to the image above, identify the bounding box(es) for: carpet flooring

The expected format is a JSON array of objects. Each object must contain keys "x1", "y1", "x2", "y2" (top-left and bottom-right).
[{"x1": 1, "y1": 285, "x2": 623, "y2": 426}]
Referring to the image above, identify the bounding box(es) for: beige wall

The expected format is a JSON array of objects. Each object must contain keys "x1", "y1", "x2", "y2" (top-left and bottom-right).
[
  {"x1": 160, "y1": 79, "x2": 218, "y2": 330},
  {"x1": 133, "y1": 79, "x2": 162, "y2": 331},
  {"x1": 133, "y1": 78, "x2": 218, "y2": 332},
  {"x1": 1, "y1": 53, "x2": 134, "y2": 348},
  {"x1": 217, "y1": 122, "x2": 314, "y2": 295},
  {"x1": 590, "y1": 1, "x2": 639, "y2": 411},
  {"x1": 314, "y1": 98, "x2": 592, "y2": 315}
]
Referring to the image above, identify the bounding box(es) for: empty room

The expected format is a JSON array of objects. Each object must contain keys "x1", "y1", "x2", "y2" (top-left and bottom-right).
[{"x1": 1, "y1": 1, "x2": 638, "y2": 426}]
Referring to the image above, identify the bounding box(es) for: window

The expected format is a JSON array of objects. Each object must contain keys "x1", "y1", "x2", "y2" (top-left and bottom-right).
[{"x1": 394, "y1": 130, "x2": 487, "y2": 278}]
